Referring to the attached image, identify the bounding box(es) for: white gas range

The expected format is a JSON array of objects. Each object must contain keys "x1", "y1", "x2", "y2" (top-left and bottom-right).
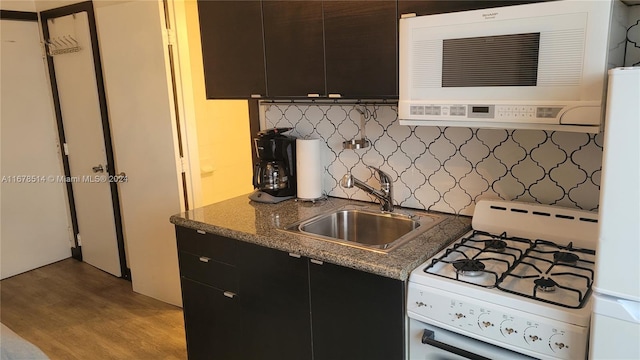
[{"x1": 407, "y1": 200, "x2": 598, "y2": 359}]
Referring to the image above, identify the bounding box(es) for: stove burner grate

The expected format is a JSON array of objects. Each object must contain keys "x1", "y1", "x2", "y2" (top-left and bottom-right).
[
  {"x1": 453, "y1": 259, "x2": 486, "y2": 277},
  {"x1": 554, "y1": 251, "x2": 580, "y2": 265},
  {"x1": 496, "y1": 239, "x2": 596, "y2": 308},
  {"x1": 484, "y1": 239, "x2": 508, "y2": 252}
]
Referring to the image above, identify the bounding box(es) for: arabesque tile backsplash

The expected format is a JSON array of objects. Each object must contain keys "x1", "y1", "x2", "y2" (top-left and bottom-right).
[{"x1": 263, "y1": 103, "x2": 602, "y2": 216}]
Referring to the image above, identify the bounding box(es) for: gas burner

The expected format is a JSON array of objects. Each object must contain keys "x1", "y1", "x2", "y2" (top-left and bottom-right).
[
  {"x1": 554, "y1": 251, "x2": 580, "y2": 265},
  {"x1": 534, "y1": 277, "x2": 558, "y2": 292},
  {"x1": 484, "y1": 239, "x2": 508, "y2": 252},
  {"x1": 453, "y1": 259, "x2": 486, "y2": 277}
]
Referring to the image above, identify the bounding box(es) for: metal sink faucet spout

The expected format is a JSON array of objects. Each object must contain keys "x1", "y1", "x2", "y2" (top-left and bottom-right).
[{"x1": 341, "y1": 166, "x2": 394, "y2": 212}]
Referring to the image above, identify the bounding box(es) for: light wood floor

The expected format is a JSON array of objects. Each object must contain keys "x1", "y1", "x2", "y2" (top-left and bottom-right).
[{"x1": 0, "y1": 258, "x2": 187, "y2": 360}]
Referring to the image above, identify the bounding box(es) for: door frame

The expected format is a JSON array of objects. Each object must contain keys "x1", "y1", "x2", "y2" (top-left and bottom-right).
[{"x1": 40, "y1": 1, "x2": 129, "y2": 279}]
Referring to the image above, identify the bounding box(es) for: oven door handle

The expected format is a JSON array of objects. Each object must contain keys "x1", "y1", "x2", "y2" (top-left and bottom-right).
[{"x1": 422, "y1": 329, "x2": 492, "y2": 360}]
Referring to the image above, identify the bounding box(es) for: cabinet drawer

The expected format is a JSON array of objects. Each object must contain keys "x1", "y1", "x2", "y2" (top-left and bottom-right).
[
  {"x1": 179, "y1": 251, "x2": 239, "y2": 293},
  {"x1": 181, "y1": 277, "x2": 242, "y2": 360},
  {"x1": 176, "y1": 226, "x2": 237, "y2": 265}
]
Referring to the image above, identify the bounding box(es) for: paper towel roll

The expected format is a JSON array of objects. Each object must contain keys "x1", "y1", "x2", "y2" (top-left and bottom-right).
[{"x1": 296, "y1": 138, "x2": 323, "y2": 200}]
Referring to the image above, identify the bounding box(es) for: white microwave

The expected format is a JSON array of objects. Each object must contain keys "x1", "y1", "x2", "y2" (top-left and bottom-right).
[{"x1": 398, "y1": 0, "x2": 629, "y2": 133}]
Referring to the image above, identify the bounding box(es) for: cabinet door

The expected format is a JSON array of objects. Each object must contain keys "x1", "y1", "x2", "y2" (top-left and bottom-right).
[
  {"x1": 309, "y1": 260, "x2": 405, "y2": 360},
  {"x1": 238, "y1": 243, "x2": 312, "y2": 360},
  {"x1": 323, "y1": 1, "x2": 398, "y2": 98},
  {"x1": 181, "y1": 278, "x2": 242, "y2": 360},
  {"x1": 398, "y1": 0, "x2": 548, "y2": 17},
  {"x1": 197, "y1": 1, "x2": 265, "y2": 98},
  {"x1": 262, "y1": 1, "x2": 325, "y2": 98}
]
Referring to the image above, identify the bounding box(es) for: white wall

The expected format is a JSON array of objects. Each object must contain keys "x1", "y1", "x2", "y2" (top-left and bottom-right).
[
  {"x1": 0, "y1": 1, "x2": 35, "y2": 11},
  {"x1": 1, "y1": 18, "x2": 72, "y2": 279}
]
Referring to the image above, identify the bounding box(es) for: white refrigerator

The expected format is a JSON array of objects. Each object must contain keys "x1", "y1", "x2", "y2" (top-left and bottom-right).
[{"x1": 590, "y1": 67, "x2": 640, "y2": 359}]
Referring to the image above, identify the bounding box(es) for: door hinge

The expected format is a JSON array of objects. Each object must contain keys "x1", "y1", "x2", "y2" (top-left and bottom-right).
[
  {"x1": 76, "y1": 233, "x2": 82, "y2": 246},
  {"x1": 180, "y1": 157, "x2": 187, "y2": 174},
  {"x1": 63, "y1": 143, "x2": 70, "y2": 156},
  {"x1": 163, "y1": 29, "x2": 176, "y2": 46}
]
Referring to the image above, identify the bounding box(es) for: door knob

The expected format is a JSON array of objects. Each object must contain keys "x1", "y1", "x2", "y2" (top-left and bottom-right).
[{"x1": 92, "y1": 164, "x2": 104, "y2": 173}]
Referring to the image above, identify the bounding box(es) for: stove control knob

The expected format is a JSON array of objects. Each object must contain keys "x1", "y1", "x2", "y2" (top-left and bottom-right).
[
  {"x1": 549, "y1": 333, "x2": 570, "y2": 353},
  {"x1": 500, "y1": 320, "x2": 518, "y2": 336},
  {"x1": 482, "y1": 321, "x2": 493, "y2": 328},
  {"x1": 454, "y1": 313, "x2": 465, "y2": 319},
  {"x1": 524, "y1": 326, "x2": 542, "y2": 345}
]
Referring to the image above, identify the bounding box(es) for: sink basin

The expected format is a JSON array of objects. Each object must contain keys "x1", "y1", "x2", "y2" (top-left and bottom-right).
[{"x1": 282, "y1": 205, "x2": 442, "y2": 253}]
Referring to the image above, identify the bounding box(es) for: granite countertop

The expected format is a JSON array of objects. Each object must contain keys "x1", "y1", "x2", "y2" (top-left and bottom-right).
[{"x1": 170, "y1": 195, "x2": 472, "y2": 281}]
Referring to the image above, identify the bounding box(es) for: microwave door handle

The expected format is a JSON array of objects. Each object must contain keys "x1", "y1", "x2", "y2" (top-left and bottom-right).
[{"x1": 421, "y1": 329, "x2": 492, "y2": 360}]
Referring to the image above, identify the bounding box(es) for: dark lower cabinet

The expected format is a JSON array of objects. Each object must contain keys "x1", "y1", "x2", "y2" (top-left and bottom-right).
[
  {"x1": 181, "y1": 278, "x2": 242, "y2": 360},
  {"x1": 176, "y1": 226, "x2": 405, "y2": 360},
  {"x1": 238, "y1": 243, "x2": 312, "y2": 360},
  {"x1": 310, "y1": 260, "x2": 405, "y2": 360}
]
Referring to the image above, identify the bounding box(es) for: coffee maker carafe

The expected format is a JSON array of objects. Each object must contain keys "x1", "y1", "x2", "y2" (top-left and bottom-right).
[{"x1": 249, "y1": 128, "x2": 296, "y2": 203}]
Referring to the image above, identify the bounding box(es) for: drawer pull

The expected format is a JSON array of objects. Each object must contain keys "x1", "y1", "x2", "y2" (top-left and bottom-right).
[
  {"x1": 288, "y1": 253, "x2": 301, "y2": 258},
  {"x1": 196, "y1": 230, "x2": 206, "y2": 235},
  {"x1": 223, "y1": 291, "x2": 236, "y2": 299},
  {"x1": 310, "y1": 259, "x2": 323, "y2": 265},
  {"x1": 199, "y1": 256, "x2": 211, "y2": 263}
]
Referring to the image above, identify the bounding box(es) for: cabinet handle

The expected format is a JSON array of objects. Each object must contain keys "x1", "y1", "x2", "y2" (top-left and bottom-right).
[
  {"x1": 196, "y1": 230, "x2": 206, "y2": 235},
  {"x1": 328, "y1": 93, "x2": 342, "y2": 98},
  {"x1": 199, "y1": 256, "x2": 210, "y2": 263},
  {"x1": 223, "y1": 291, "x2": 236, "y2": 299},
  {"x1": 288, "y1": 253, "x2": 301, "y2": 258},
  {"x1": 250, "y1": 94, "x2": 262, "y2": 98},
  {"x1": 307, "y1": 93, "x2": 320, "y2": 98},
  {"x1": 310, "y1": 259, "x2": 323, "y2": 265}
]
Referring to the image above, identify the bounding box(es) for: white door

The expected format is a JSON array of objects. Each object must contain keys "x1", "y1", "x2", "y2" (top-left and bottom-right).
[
  {"x1": 0, "y1": 18, "x2": 71, "y2": 279},
  {"x1": 96, "y1": 0, "x2": 185, "y2": 306},
  {"x1": 47, "y1": 12, "x2": 122, "y2": 277}
]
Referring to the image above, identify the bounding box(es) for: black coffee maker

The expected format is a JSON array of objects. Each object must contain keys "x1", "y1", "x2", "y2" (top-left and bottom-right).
[{"x1": 249, "y1": 128, "x2": 296, "y2": 203}]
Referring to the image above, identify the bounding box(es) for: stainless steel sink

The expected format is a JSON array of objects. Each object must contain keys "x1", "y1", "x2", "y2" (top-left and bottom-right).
[{"x1": 282, "y1": 205, "x2": 442, "y2": 253}]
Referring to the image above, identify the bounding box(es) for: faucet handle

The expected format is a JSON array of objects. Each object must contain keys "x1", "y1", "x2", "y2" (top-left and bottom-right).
[{"x1": 367, "y1": 166, "x2": 392, "y2": 185}]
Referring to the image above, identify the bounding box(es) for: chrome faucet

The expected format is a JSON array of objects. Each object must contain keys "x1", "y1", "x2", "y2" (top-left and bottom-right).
[{"x1": 341, "y1": 166, "x2": 394, "y2": 212}]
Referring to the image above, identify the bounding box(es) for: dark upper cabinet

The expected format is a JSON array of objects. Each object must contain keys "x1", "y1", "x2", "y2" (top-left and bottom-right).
[
  {"x1": 262, "y1": 1, "x2": 325, "y2": 97},
  {"x1": 323, "y1": 1, "x2": 398, "y2": 99},
  {"x1": 197, "y1": 1, "x2": 266, "y2": 98},
  {"x1": 398, "y1": 0, "x2": 550, "y2": 17},
  {"x1": 309, "y1": 260, "x2": 405, "y2": 360},
  {"x1": 198, "y1": 0, "x2": 399, "y2": 99}
]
